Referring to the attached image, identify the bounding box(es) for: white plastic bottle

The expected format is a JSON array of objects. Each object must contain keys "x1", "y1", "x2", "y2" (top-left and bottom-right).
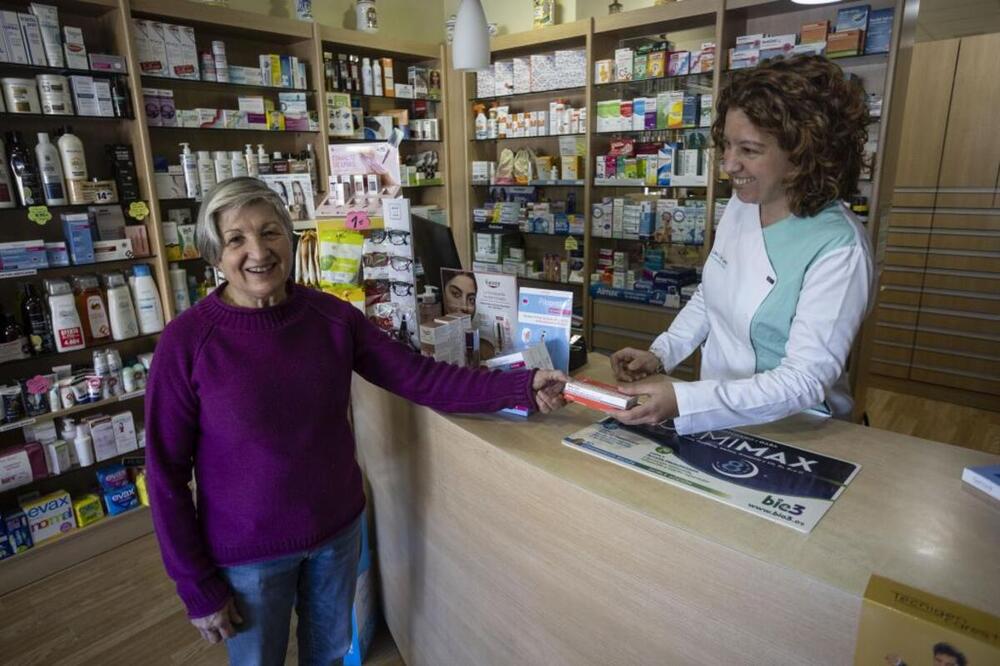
[
  {"x1": 214, "y1": 150, "x2": 233, "y2": 183},
  {"x1": 44, "y1": 278, "x2": 85, "y2": 352},
  {"x1": 131, "y1": 264, "x2": 165, "y2": 334},
  {"x1": 475, "y1": 109, "x2": 488, "y2": 140},
  {"x1": 257, "y1": 144, "x2": 269, "y2": 171},
  {"x1": 56, "y1": 127, "x2": 87, "y2": 181},
  {"x1": 361, "y1": 57, "x2": 373, "y2": 95},
  {"x1": 197, "y1": 150, "x2": 216, "y2": 196},
  {"x1": 105, "y1": 272, "x2": 139, "y2": 340},
  {"x1": 179, "y1": 142, "x2": 200, "y2": 200},
  {"x1": 244, "y1": 144, "x2": 259, "y2": 177},
  {"x1": 372, "y1": 58, "x2": 383, "y2": 97},
  {"x1": 305, "y1": 143, "x2": 317, "y2": 191},
  {"x1": 230, "y1": 150, "x2": 248, "y2": 178},
  {"x1": 74, "y1": 426, "x2": 95, "y2": 467},
  {"x1": 34, "y1": 132, "x2": 68, "y2": 205},
  {"x1": 0, "y1": 138, "x2": 17, "y2": 209},
  {"x1": 169, "y1": 263, "x2": 191, "y2": 313}
]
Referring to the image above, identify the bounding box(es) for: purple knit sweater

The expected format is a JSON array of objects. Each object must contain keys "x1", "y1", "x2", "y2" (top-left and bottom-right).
[{"x1": 145, "y1": 283, "x2": 535, "y2": 618}]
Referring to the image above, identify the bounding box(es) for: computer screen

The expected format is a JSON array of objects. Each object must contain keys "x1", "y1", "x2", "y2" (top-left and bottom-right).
[{"x1": 411, "y1": 214, "x2": 462, "y2": 290}]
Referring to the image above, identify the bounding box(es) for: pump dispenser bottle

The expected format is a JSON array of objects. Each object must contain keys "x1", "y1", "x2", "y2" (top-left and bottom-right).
[{"x1": 179, "y1": 142, "x2": 200, "y2": 199}]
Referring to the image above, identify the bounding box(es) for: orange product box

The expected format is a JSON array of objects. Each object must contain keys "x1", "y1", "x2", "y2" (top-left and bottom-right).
[
  {"x1": 564, "y1": 377, "x2": 638, "y2": 412},
  {"x1": 800, "y1": 20, "x2": 829, "y2": 44},
  {"x1": 828, "y1": 29, "x2": 863, "y2": 57}
]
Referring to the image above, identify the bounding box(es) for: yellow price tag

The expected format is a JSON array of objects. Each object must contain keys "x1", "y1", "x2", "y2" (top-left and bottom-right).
[
  {"x1": 128, "y1": 201, "x2": 150, "y2": 220},
  {"x1": 564, "y1": 236, "x2": 579, "y2": 251},
  {"x1": 27, "y1": 206, "x2": 52, "y2": 225}
]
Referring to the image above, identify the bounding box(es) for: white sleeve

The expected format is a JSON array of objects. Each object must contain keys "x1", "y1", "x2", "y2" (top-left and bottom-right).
[
  {"x1": 671, "y1": 242, "x2": 872, "y2": 435},
  {"x1": 649, "y1": 284, "x2": 710, "y2": 372}
]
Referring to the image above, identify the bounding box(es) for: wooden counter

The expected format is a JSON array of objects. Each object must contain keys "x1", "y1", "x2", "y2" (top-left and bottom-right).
[{"x1": 351, "y1": 355, "x2": 999, "y2": 665}]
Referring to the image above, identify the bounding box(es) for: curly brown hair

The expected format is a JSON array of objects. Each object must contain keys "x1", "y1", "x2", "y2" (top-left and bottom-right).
[{"x1": 711, "y1": 55, "x2": 870, "y2": 218}]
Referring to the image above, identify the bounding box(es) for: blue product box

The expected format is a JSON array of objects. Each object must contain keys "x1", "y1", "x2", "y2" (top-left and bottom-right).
[
  {"x1": 97, "y1": 464, "x2": 129, "y2": 492},
  {"x1": 864, "y1": 8, "x2": 893, "y2": 54},
  {"x1": 61, "y1": 213, "x2": 96, "y2": 265},
  {"x1": 45, "y1": 242, "x2": 70, "y2": 267},
  {"x1": 0, "y1": 240, "x2": 49, "y2": 272},
  {"x1": 103, "y1": 483, "x2": 139, "y2": 516},
  {"x1": 0, "y1": 509, "x2": 33, "y2": 559},
  {"x1": 682, "y1": 94, "x2": 699, "y2": 128},
  {"x1": 553, "y1": 214, "x2": 570, "y2": 235},
  {"x1": 836, "y1": 5, "x2": 870, "y2": 33},
  {"x1": 589, "y1": 284, "x2": 650, "y2": 304},
  {"x1": 279, "y1": 55, "x2": 292, "y2": 88}
]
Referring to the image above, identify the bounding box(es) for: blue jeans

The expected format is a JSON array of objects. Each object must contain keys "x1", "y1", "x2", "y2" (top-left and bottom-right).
[{"x1": 219, "y1": 516, "x2": 362, "y2": 666}]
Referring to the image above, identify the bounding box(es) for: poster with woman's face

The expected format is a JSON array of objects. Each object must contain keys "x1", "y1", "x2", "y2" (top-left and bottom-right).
[
  {"x1": 260, "y1": 174, "x2": 315, "y2": 222},
  {"x1": 441, "y1": 268, "x2": 517, "y2": 361}
]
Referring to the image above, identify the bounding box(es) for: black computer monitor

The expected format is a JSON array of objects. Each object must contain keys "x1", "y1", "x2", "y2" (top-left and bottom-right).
[{"x1": 411, "y1": 213, "x2": 462, "y2": 290}]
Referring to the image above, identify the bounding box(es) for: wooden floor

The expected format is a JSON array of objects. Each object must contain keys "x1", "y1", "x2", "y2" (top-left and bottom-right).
[
  {"x1": 0, "y1": 388, "x2": 996, "y2": 665},
  {"x1": 0, "y1": 532, "x2": 404, "y2": 666}
]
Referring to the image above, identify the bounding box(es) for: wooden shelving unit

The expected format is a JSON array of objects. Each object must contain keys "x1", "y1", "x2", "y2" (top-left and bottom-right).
[{"x1": 0, "y1": 0, "x2": 450, "y2": 595}]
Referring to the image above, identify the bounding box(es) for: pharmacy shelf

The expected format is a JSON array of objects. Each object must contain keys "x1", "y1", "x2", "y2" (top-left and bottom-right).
[
  {"x1": 591, "y1": 297, "x2": 681, "y2": 316},
  {"x1": 147, "y1": 125, "x2": 320, "y2": 134},
  {"x1": 470, "y1": 85, "x2": 586, "y2": 102},
  {"x1": 402, "y1": 183, "x2": 444, "y2": 189},
  {"x1": 0, "y1": 62, "x2": 126, "y2": 79},
  {"x1": 593, "y1": 179, "x2": 708, "y2": 188},
  {"x1": 722, "y1": 52, "x2": 890, "y2": 75},
  {"x1": 0, "y1": 389, "x2": 146, "y2": 435},
  {"x1": 471, "y1": 180, "x2": 586, "y2": 187},
  {"x1": 593, "y1": 71, "x2": 715, "y2": 88},
  {"x1": 130, "y1": 0, "x2": 311, "y2": 42},
  {"x1": 140, "y1": 75, "x2": 314, "y2": 94},
  {"x1": 593, "y1": 128, "x2": 708, "y2": 136},
  {"x1": 0, "y1": 201, "x2": 126, "y2": 214},
  {"x1": 0, "y1": 257, "x2": 159, "y2": 281},
  {"x1": 0, "y1": 333, "x2": 159, "y2": 370},
  {"x1": 0, "y1": 505, "x2": 151, "y2": 596},
  {"x1": 520, "y1": 277, "x2": 584, "y2": 289},
  {"x1": 0, "y1": 112, "x2": 123, "y2": 123},
  {"x1": 471, "y1": 133, "x2": 586, "y2": 142},
  {"x1": 475, "y1": 226, "x2": 585, "y2": 240},
  {"x1": 343, "y1": 92, "x2": 442, "y2": 104}
]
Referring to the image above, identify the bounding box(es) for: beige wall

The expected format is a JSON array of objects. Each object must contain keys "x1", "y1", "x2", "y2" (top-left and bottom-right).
[
  {"x1": 226, "y1": 0, "x2": 446, "y2": 44},
  {"x1": 441, "y1": 0, "x2": 660, "y2": 36}
]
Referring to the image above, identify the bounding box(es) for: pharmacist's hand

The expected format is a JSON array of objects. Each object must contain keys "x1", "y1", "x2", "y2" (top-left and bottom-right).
[
  {"x1": 611, "y1": 348, "x2": 661, "y2": 382},
  {"x1": 611, "y1": 377, "x2": 678, "y2": 425},
  {"x1": 533, "y1": 369, "x2": 570, "y2": 414},
  {"x1": 191, "y1": 598, "x2": 243, "y2": 644}
]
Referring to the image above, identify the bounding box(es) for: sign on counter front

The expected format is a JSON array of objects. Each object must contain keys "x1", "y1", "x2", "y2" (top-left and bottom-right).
[{"x1": 563, "y1": 418, "x2": 861, "y2": 533}]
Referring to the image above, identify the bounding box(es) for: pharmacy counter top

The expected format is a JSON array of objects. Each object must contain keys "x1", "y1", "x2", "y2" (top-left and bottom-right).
[{"x1": 351, "y1": 355, "x2": 999, "y2": 665}]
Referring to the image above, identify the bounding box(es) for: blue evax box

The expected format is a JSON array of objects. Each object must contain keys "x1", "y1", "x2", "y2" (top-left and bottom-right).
[{"x1": 864, "y1": 8, "x2": 894, "y2": 54}]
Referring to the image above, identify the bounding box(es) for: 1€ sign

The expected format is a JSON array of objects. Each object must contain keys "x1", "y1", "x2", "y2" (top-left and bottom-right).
[{"x1": 346, "y1": 210, "x2": 371, "y2": 230}]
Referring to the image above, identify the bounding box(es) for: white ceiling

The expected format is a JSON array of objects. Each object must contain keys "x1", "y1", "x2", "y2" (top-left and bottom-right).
[{"x1": 916, "y1": 0, "x2": 1000, "y2": 41}]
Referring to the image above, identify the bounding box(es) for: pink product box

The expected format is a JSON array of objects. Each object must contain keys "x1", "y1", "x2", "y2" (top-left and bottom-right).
[
  {"x1": 284, "y1": 113, "x2": 310, "y2": 131},
  {"x1": 158, "y1": 89, "x2": 176, "y2": 127}
]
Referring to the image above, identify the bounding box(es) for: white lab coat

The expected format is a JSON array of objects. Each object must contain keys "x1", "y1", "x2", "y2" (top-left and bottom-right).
[{"x1": 650, "y1": 197, "x2": 873, "y2": 435}]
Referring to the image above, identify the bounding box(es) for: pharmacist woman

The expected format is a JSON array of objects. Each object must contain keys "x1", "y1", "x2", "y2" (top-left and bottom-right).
[
  {"x1": 145, "y1": 177, "x2": 568, "y2": 664},
  {"x1": 611, "y1": 55, "x2": 873, "y2": 435}
]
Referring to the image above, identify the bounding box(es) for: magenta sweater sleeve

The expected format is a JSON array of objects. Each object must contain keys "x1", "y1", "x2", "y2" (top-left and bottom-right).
[
  {"x1": 145, "y1": 322, "x2": 231, "y2": 619},
  {"x1": 348, "y1": 307, "x2": 537, "y2": 412}
]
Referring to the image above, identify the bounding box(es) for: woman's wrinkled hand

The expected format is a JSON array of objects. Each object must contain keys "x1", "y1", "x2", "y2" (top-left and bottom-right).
[
  {"x1": 610, "y1": 347, "x2": 661, "y2": 382},
  {"x1": 611, "y1": 377, "x2": 679, "y2": 425},
  {"x1": 191, "y1": 598, "x2": 243, "y2": 644},
  {"x1": 532, "y1": 369, "x2": 570, "y2": 414}
]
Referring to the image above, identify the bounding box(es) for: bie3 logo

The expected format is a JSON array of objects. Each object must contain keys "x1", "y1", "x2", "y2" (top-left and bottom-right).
[{"x1": 712, "y1": 458, "x2": 759, "y2": 479}]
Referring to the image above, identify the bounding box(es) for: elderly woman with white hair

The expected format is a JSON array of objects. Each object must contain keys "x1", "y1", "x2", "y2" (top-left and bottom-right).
[{"x1": 145, "y1": 177, "x2": 569, "y2": 665}]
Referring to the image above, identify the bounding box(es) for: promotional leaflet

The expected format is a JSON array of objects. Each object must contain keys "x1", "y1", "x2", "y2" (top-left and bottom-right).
[
  {"x1": 441, "y1": 268, "x2": 517, "y2": 360},
  {"x1": 563, "y1": 418, "x2": 860, "y2": 533},
  {"x1": 260, "y1": 173, "x2": 315, "y2": 222},
  {"x1": 516, "y1": 287, "x2": 572, "y2": 373}
]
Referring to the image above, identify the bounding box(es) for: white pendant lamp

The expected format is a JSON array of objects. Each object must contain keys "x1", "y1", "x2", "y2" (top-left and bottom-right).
[
  {"x1": 453, "y1": 0, "x2": 490, "y2": 71},
  {"x1": 791, "y1": 1, "x2": 840, "y2": 4}
]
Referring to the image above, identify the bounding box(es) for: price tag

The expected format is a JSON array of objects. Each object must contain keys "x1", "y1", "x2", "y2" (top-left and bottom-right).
[
  {"x1": 128, "y1": 201, "x2": 150, "y2": 221},
  {"x1": 27, "y1": 206, "x2": 52, "y2": 225},
  {"x1": 346, "y1": 210, "x2": 371, "y2": 230},
  {"x1": 564, "y1": 236, "x2": 579, "y2": 251}
]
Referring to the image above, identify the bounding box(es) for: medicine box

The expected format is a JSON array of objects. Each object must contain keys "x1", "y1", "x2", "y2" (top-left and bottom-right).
[{"x1": 0, "y1": 240, "x2": 48, "y2": 271}]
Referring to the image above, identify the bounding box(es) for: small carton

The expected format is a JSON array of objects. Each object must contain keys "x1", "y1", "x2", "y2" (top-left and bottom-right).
[{"x1": 21, "y1": 491, "x2": 76, "y2": 545}]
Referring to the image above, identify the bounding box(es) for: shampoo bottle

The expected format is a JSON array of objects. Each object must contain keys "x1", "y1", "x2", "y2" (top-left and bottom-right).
[
  {"x1": 56, "y1": 126, "x2": 87, "y2": 181},
  {"x1": 474, "y1": 109, "x2": 488, "y2": 141},
  {"x1": 197, "y1": 150, "x2": 216, "y2": 196},
  {"x1": 44, "y1": 278, "x2": 86, "y2": 352},
  {"x1": 131, "y1": 264, "x2": 165, "y2": 334},
  {"x1": 34, "y1": 132, "x2": 68, "y2": 205},
  {"x1": 256, "y1": 144, "x2": 270, "y2": 174},
  {"x1": 72, "y1": 274, "x2": 111, "y2": 345},
  {"x1": 104, "y1": 272, "x2": 139, "y2": 340},
  {"x1": 372, "y1": 58, "x2": 383, "y2": 96},
  {"x1": 179, "y1": 142, "x2": 200, "y2": 200},
  {"x1": 6, "y1": 131, "x2": 41, "y2": 207},
  {"x1": 74, "y1": 426, "x2": 95, "y2": 467},
  {"x1": 169, "y1": 263, "x2": 191, "y2": 313},
  {"x1": 0, "y1": 137, "x2": 16, "y2": 209},
  {"x1": 213, "y1": 150, "x2": 233, "y2": 182},
  {"x1": 244, "y1": 144, "x2": 259, "y2": 177},
  {"x1": 21, "y1": 283, "x2": 55, "y2": 354},
  {"x1": 230, "y1": 150, "x2": 249, "y2": 178},
  {"x1": 361, "y1": 57, "x2": 373, "y2": 95}
]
